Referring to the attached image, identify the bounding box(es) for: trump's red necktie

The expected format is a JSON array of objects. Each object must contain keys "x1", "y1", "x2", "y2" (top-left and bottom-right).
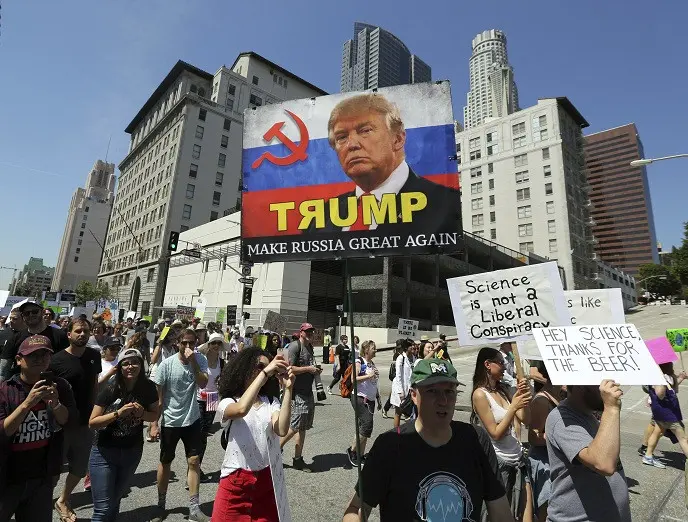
[{"x1": 349, "y1": 193, "x2": 371, "y2": 231}]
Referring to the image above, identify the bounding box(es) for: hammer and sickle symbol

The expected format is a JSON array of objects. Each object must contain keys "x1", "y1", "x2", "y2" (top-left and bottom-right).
[{"x1": 251, "y1": 110, "x2": 310, "y2": 169}]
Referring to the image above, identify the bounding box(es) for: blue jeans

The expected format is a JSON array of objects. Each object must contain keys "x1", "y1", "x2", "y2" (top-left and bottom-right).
[{"x1": 89, "y1": 444, "x2": 143, "y2": 522}]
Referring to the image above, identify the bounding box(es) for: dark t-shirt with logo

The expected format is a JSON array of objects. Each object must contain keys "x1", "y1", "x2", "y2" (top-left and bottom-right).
[
  {"x1": 94, "y1": 379, "x2": 158, "y2": 448},
  {"x1": 357, "y1": 420, "x2": 504, "y2": 521},
  {"x1": 50, "y1": 348, "x2": 102, "y2": 425}
]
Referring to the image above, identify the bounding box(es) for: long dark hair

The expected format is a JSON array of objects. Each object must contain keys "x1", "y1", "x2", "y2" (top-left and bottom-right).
[
  {"x1": 267, "y1": 333, "x2": 281, "y2": 358},
  {"x1": 471, "y1": 347, "x2": 511, "y2": 424},
  {"x1": 659, "y1": 362, "x2": 678, "y2": 390},
  {"x1": 218, "y1": 347, "x2": 280, "y2": 401}
]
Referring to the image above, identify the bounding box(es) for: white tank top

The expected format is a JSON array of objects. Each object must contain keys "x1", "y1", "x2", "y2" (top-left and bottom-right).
[{"x1": 481, "y1": 388, "x2": 522, "y2": 464}]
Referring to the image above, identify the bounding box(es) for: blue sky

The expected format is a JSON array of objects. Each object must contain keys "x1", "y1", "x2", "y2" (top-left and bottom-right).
[{"x1": 1, "y1": 0, "x2": 686, "y2": 289}]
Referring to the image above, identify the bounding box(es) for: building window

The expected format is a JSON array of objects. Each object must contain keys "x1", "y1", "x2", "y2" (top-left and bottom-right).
[
  {"x1": 490, "y1": 211, "x2": 496, "y2": 223},
  {"x1": 518, "y1": 223, "x2": 533, "y2": 237},
  {"x1": 147, "y1": 268, "x2": 155, "y2": 282},
  {"x1": 186, "y1": 184, "x2": 195, "y2": 199},
  {"x1": 472, "y1": 214, "x2": 484, "y2": 227},
  {"x1": 79, "y1": 231, "x2": 84, "y2": 237},
  {"x1": 252, "y1": 75, "x2": 259, "y2": 85},
  {"x1": 182, "y1": 204, "x2": 192, "y2": 220},
  {"x1": 513, "y1": 136, "x2": 526, "y2": 148},
  {"x1": 212, "y1": 191, "x2": 221, "y2": 206},
  {"x1": 512, "y1": 122, "x2": 526, "y2": 135},
  {"x1": 77, "y1": 239, "x2": 82, "y2": 245},
  {"x1": 226, "y1": 99, "x2": 234, "y2": 111},
  {"x1": 487, "y1": 163, "x2": 493, "y2": 174},
  {"x1": 210, "y1": 211, "x2": 218, "y2": 221},
  {"x1": 515, "y1": 171, "x2": 529, "y2": 184},
  {"x1": 85, "y1": 206, "x2": 89, "y2": 212},
  {"x1": 548, "y1": 219, "x2": 556, "y2": 233},
  {"x1": 470, "y1": 167, "x2": 482, "y2": 178},
  {"x1": 549, "y1": 239, "x2": 558, "y2": 253},
  {"x1": 221, "y1": 135, "x2": 229, "y2": 148},
  {"x1": 75, "y1": 248, "x2": 81, "y2": 253},
  {"x1": 544, "y1": 165, "x2": 551, "y2": 177},
  {"x1": 471, "y1": 182, "x2": 482, "y2": 194},
  {"x1": 228, "y1": 84, "x2": 236, "y2": 95},
  {"x1": 545, "y1": 183, "x2": 553, "y2": 195},
  {"x1": 223, "y1": 118, "x2": 231, "y2": 132},
  {"x1": 189, "y1": 164, "x2": 198, "y2": 178},
  {"x1": 471, "y1": 198, "x2": 483, "y2": 210},
  {"x1": 546, "y1": 201, "x2": 555, "y2": 214},
  {"x1": 192, "y1": 144, "x2": 201, "y2": 159},
  {"x1": 514, "y1": 154, "x2": 528, "y2": 167},
  {"x1": 542, "y1": 147, "x2": 550, "y2": 160},
  {"x1": 180, "y1": 225, "x2": 189, "y2": 232},
  {"x1": 81, "y1": 223, "x2": 86, "y2": 229},
  {"x1": 486, "y1": 132, "x2": 496, "y2": 143},
  {"x1": 516, "y1": 188, "x2": 531, "y2": 201},
  {"x1": 195, "y1": 125, "x2": 204, "y2": 139},
  {"x1": 215, "y1": 172, "x2": 224, "y2": 187},
  {"x1": 519, "y1": 242, "x2": 534, "y2": 254},
  {"x1": 199, "y1": 108, "x2": 207, "y2": 121},
  {"x1": 74, "y1": 256, "x2": 79, "y2": 262},
  {"x1": 469, "y1": 137, "x2": 481, "y2": 149},
  {"x1": 489, "y1": 195, "x2": 495, "y2": 206},
  {"x1": 487, "y1": 144, "x2": 499, "y2": 156},
  {"x1": 249, "y1": 94, "x2": 262, "y2": 106},
  {"x1": 218, "y1": 153, "x2": 226, "y2": 167},
  {"x1": 488, "y1": 179, "x2": 494, "y2": 190},
  {"x1": 469, "y1": 150, "x2": 481, "y2": 160},
  {"x1": 490, "y1": 229, "x2": 497, "y2": 240},
  {"x1": 517, "y1": 205, "x2": 532, "y2": 218}
]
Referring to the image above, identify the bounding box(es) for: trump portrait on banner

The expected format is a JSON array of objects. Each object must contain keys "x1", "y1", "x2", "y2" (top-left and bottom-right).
[{"x1": 313, "y1": 93, "x2": 460, "y2": 234}]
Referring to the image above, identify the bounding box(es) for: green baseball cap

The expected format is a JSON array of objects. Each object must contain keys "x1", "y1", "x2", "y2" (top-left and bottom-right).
[{"x1": 411, "y1": 358, "x2": 459, "y2": 387}]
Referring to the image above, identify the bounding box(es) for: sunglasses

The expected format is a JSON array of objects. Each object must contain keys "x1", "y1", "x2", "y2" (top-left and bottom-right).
[
  {"x1": 120, "y1": 360, "x2": 141, "y2": 368},
  {"x1": 178, "y1": 340, "x2": 195, "y2": 346},
  {"x1": 490, "y1": 359, "x2": 506, "y2": 367},
  {"x1": 22, "y1": 309, "x2": 42, "y2": 316}
]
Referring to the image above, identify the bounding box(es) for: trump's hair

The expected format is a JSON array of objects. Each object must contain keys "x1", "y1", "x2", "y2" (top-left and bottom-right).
[{"x1": 327, "y1": 93, "x2": 405, "y2": 147}]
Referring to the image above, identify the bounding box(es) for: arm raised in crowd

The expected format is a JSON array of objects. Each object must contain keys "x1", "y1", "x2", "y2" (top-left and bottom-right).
[{"x1": 222, "y1": 356, "x2": 288, "y2": 421}]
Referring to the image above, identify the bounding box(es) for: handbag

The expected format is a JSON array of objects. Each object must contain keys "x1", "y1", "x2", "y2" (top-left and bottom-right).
[{"x1": 399, "y1": 392, "x2": 414, "y2": 417}]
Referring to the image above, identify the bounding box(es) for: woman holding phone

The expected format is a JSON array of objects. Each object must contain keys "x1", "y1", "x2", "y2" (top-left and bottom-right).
[{"x1": 88, "y1": 348, "x2": 159, "y2": 522}]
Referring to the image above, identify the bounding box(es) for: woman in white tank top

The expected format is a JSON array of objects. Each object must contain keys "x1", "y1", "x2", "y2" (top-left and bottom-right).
[{"x1": 471, "y1": 347, "x2": 533, "y2": 522}]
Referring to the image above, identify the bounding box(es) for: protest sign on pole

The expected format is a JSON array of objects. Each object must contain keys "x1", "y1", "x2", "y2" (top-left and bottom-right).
[
  {"x1": 645, "y1": 337, "x2": 679, "y2": 365},
  {"x1": 241, "y1": 82, "x2": 461, "y2": 263},
  {"x1": 532, "y1": 324, "x2": 665, "y2": 385},
  {"x1": 666, "y1": 329, "x2": 688, "y2": 352},
  {"x1": 0, "y1": 290, "x2": 9, "y2": 308},
  {"x1": 263, "y1": 310, "x2": 287, "y2": 333},
  {"x1": 195, "y1": 298, "x2": 207, "y2": 320},
  {"x1": 448, "y1": 262, "x2": 569, "y2": 346},
  {"x1": 397, "y1": 318, "x2": 419, "y2": 339}
]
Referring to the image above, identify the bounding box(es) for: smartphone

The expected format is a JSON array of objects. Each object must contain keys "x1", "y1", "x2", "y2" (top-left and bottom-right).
[{"x1": 39, "y1": 371, "x2": 54, "y2": 386}]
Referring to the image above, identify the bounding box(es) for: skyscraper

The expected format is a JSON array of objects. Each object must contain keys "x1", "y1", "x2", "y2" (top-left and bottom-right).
[
  {"x1": 583, "y1": 124, "x2": 659, "y2": 275},
  {"x1": 340, "y1": 22, "x2": 431, "y2": 92},
  {"x1": 52, "y1": 160, "x2": 115, "y2": 291},
  {"x1": 463, "y1": 29, "x2": 519, "y2": 129}
]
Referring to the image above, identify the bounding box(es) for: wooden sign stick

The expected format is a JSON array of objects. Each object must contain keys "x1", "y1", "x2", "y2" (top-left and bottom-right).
[{"x1": 511, "y1": 341, "x2": 526, "y2": 381}]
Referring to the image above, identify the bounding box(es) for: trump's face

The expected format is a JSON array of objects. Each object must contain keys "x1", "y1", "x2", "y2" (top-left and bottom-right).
[{"x1": 332, "y1": 111, "x2": 405, "y2": 192}]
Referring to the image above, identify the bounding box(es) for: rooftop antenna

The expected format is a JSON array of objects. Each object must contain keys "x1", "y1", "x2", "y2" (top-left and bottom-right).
[{"x1": 105, "y1": 135, "x2": 112, "y2": 162}]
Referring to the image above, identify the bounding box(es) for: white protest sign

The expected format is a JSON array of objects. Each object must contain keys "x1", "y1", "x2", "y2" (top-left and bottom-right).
[
  {"x1": 519, "y1": 288, "x2": 627, "y2": 360},
  {"x1": 397, "y1": 318, "x2": 419, "y2": 338},
  {"x1": 266, "y1": 417, "x2": 292, "y2": 521},
  {"x1": 448, "y1": 262, "x2": 569, "y2": 346},
  {"x1": 532, "y1": 324, "x2": 665, "y2": 385},
  {"x1": 0, "y1": 291, "x2": 9, "y2": 308},
  {"x1": 195, "y1": 298, "x2": 207, "y2": 320}
]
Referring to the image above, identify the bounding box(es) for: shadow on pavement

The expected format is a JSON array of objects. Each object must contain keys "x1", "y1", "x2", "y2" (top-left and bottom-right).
[
  {"x1": 659, "y1": 450, "x2": 686, "y2": 471},
  {"x1": 626, "y1": 476, "x2": 640, "y2": 494},
  {"x1": 310, "y1": 452, "x2": 351, "y2": 472}
]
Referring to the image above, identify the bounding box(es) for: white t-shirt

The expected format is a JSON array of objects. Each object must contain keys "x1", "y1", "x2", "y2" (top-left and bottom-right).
[
  {"x1": 197, "y1": 359, "x2": 222, "y2": 400},
  {"x1": 357, "y1": 358, "x2": 379, "y2": 401},
  {"x1": 218, "y1": 396, "x2": 281, "y2": 478}
]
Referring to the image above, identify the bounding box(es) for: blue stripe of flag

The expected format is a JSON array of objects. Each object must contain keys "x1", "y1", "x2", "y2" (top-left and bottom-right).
[{"x1": 242, "y1": 124, "x2": 457, "y2": 192}]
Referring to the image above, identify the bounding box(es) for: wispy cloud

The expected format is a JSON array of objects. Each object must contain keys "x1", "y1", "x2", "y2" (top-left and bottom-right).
[{"x1": 0, "y1": 162, "x2": 66, "y2": 178}]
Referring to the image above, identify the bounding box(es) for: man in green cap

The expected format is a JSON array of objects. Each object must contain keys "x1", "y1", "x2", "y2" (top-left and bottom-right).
[{"x1": 343, "y1": 358, "x2": 514, "y2": 522}]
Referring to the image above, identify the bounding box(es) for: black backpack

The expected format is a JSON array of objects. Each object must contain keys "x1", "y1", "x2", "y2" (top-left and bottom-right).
[{"x1": 220, "y1": 397, "x2": 235, "y2": 450}]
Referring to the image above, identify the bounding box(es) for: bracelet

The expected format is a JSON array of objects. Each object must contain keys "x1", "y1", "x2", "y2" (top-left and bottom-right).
[
  {"x1": 261, "y1": 369, "x2": 270, "y2": 379},
  {"x1": 113, "y1": 410, "x2": 119, "y2": 419}
]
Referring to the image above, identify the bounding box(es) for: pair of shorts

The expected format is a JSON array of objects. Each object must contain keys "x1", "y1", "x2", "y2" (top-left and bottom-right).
[
  {"x1": 289, "y1": 393, "x2": 315, "y2": 431},
  {"x1": 352, "y1": 395, "x2": 375, "y2": 438},
  {"x1": 657, "y1": 420, "x2": 684, "y2": 431},
  {"x1": 160, "y1": 420, "x2": 202, "y2": 464},
  {"x1": 63, "y1": 424, "x2": 94, "y2": 477}
]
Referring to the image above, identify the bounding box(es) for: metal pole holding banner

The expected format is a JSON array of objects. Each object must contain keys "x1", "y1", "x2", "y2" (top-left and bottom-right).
[{"x1": 346, "y1": 259, "x2": 367, "y2": 521}]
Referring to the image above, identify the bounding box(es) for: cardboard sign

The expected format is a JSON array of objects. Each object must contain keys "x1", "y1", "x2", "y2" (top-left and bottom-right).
[
  {"x1": 176, "y1": 305, "x2": 195, "y2": 320},
  {"x1": 666, "y1": 329, "x2": 688, "y2": 353},
  {"x1": 567, "y1": 288, "x2": 625, "y2": 325},
  {"x1": 263, "y1": 310, "x2": 287, "y2": 333},
  {"x1": 448, "y1": 262, "x2": 569, "y2": 346},
  {"x1": 533, "y1": 324, "x2": 665, "y2": 385},
  {"x1": 645, "y1": 337, "x2": 679, "y2": 365},
  {"x1": 397, "y1": 318, "x2": 419, "y2": 338}
]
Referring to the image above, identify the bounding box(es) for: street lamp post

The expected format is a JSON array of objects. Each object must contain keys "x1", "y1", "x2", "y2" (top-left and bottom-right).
[
  {"x1": 637, "y1": 275, "x2": 668, "y2": 300},
  {"x1": 630, "y1": 154, "x2": 688, "y2": 167}
]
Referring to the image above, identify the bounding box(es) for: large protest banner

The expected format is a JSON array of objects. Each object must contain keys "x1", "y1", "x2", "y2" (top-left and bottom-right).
[
  {"x1": 532, "y1": 324, "x2": 665, "y2": 385},
  {"x1": 448, "y1": 262, "x2": 569, "y2": 346},
  {"x1": 241, "y1": 82, "x2": 461, "y2": 263}
]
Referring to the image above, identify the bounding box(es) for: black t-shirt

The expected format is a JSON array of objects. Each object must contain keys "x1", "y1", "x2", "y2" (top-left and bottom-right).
[
  {"x1": 93, "y1": 379, "x2": 158, "y2": 448},
  {"x1": 50, "y1": 347, "x2": 102, "y2": 425},
  {"x1": 335, "y1": 343, "x2": 351, "y2": 368},
  {"x1": 2, "y1": 326, "x2": 69, "y2": 360},
  {"x1": 357, "y1": 420, "x2": 504, "y2": 521}
]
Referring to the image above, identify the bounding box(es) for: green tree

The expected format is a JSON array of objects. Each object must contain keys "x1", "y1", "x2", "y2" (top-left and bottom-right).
[
  {"x1": 637, "y1": 263, "x2": 681, "y2": 299},
  {"x1": 75, "y1": 280, "x2": 112, "y2": 306},
  {"x1": 12, "y1": 284, "x2": 38, "y2": 299},
  {"x1": 669, "y1": 222, "x2": 688, "y2": 285}
]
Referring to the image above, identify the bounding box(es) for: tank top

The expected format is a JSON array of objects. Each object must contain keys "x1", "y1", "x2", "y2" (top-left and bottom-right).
[
  {"x1": 198, "y1": 359, "x2": 222, "y2": 401},
  {"x1": 357, "y1": 358, "x2": 378, "y2": 401},
  {"x1": 480, "y1": 388, "x2": 522, "y2": 464}
]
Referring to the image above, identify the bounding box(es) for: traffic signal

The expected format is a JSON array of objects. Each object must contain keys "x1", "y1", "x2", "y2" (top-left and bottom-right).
[
  {"x1": 242, "y1": 286, "x2": 253, "y2": 306},
  {"x1": 168, "y1": 231, "x2": 179, "y2": 251}
]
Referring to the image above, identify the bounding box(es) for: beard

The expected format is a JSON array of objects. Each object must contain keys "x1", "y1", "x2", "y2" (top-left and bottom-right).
[
  {"x1": 582, "y1": 387, "x2": 604, "y2": 411},
  {"x1": 71, "y1": 338, "x2": 88, "y2": 348}
]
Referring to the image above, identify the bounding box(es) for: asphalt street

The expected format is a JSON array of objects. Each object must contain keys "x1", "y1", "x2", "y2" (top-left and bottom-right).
[{"x1": 49, "y1": 304, "x2": 688, "y2": 521}]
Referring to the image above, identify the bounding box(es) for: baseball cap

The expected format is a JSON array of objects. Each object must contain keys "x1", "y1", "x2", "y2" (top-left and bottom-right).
[
  {"x1": 195, "y1": 322, "x2": 207, "y2": 331},
  {"x1": 119, "y1": 348, "x2": 143, "y2": 364},
  {"x1": 300, "y1": 322, "x2": 314, "y2": 332},
  {"x1": 18, "y1": 299, "x2": 43, "y2": 312},
  {"x1": 18, "y1": 335, "x2": 53, "y2": 356},
  {"x1": 411, "y1": 358, "x2": 459, "y2": 387},
  {"x1": 420, "y1": 335, "x2": 429, "y2": 341},
  {"x1": 103, "y1": 336, "x2": 124, "y2": 349}
]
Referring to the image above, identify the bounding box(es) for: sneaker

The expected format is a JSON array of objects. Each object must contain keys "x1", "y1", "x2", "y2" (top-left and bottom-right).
[
  {"x1": 189, "y1": 508, "x2": 210, "y2": 522},
  {"x1": 149, "y1": 506, "x2": 167, "y2": 522},
  {"x1": 292, "y1": 456, "x2": 312, "y2": 472},
  {"x1": 347, "y1": 446, "x2": 359, "y2": 466},
  {"x1": 642, "y1": 455, "x2": 667, "y2": 469},
  {"x1": 327, "y1": 388, "x2": 333, "y2": 395},
  {"x1": 83, "y1": 473, "x2": 91, "y2": 492},
  {"x1": 637, "y1": 445, "x2": 648, "y2": 456},
  {"x1": 381, "y1": 409, "x2": 389, "y2": 419}
]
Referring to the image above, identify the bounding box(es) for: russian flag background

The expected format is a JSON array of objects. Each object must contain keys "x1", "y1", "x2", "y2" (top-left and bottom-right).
[{"x1": 242, "y1": 82, "x2": 459, "y2": 238}]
